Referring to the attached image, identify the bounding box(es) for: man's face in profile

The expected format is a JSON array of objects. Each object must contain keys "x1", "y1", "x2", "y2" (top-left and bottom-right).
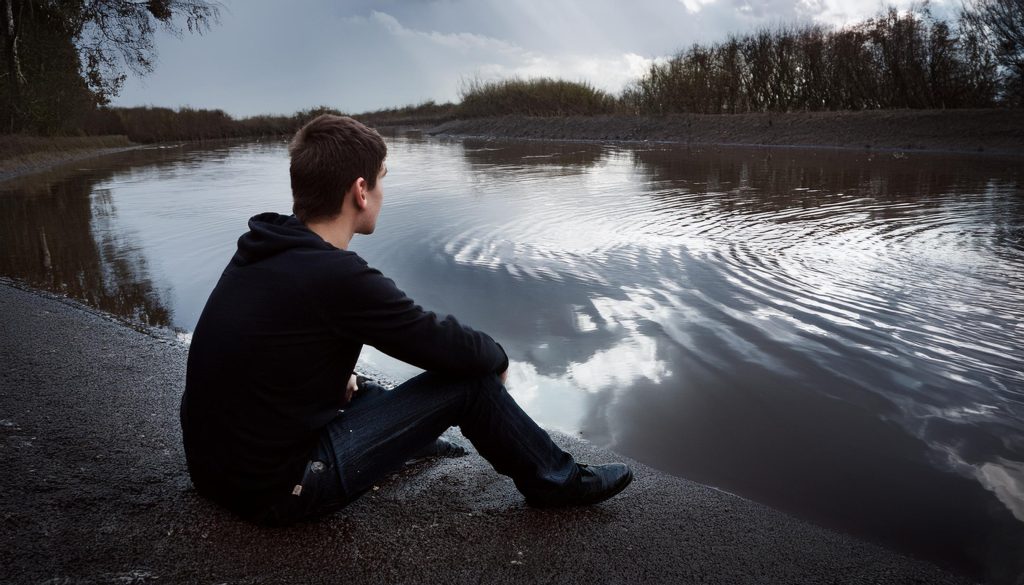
[{"x1": 359, "y1": 163, "x2": 387, "y2": 235}]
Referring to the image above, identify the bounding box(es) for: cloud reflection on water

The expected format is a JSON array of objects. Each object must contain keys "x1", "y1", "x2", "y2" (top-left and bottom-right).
[{"x1": 978, "y1": 459, "x2": 1024, "y2": 523}]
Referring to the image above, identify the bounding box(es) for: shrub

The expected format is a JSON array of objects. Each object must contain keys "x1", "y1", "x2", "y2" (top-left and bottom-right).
[{"x1": 458, "y1": 77, "x2": 618, "y2": 117}]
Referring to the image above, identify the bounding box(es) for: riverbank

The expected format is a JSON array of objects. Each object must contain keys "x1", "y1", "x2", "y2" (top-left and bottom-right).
[
  {"x1": 1, "y1": 109, "x2": 1019, "y2": 183},
  {"x1": 0, "y1": 135, "x2": 141, "y2": 183},
  {"x1": 425, "y1": 109, "x2": 1024, "y2": 155},
  {"x1": 0, "y1": 279, "x2": 977, "y2": 585}
]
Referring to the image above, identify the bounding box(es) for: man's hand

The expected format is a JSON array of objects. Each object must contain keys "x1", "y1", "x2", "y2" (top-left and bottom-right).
[{"x1": 344, "y1": 373, "x2": 359, "y2": 403}]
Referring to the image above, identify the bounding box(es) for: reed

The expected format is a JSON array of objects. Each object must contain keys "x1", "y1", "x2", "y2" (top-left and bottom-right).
[
  {"x1": 357, "y1": 100, "x2": 459, "y2": 126},
  {"x1": 458, "y1": 77, "x2": 618, "y2": 117}
]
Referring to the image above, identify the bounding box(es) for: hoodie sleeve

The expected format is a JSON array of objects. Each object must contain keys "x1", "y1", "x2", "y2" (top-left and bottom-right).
[{"x1": 317, "y1": 256, "x2": 508, "y2": 377}]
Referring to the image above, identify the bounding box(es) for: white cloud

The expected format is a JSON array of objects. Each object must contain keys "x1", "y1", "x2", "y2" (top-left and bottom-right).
[
  {"x1": 679, "y1": 0, "x2": 720, "y2": 14},
  {"x1": 804, "y1": 0, "x2": 957, "y2": 27},
  {"x1": 473, "y1": 52, "x2": 667, "y2": 95},
  {"x1": 362, "y1": 10, "x2": 668, "y2": 98},
  {"x1": 366, "y1": 11, "x2": 522, "y2": 55}
]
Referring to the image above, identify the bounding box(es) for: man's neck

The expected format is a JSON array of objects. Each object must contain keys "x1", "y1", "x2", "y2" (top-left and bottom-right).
[{"x1": 305, "y1": 215, "x2": 355, "y2": 250}]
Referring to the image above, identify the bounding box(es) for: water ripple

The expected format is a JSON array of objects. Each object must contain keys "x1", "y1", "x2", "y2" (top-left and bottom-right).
[{"x1": 423, "y1": 146, "x2": 1024, "y2": 428}]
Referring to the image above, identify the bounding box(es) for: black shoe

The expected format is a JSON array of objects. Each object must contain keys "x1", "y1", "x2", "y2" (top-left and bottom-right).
[
  {"x1": 408, "y1": 437, "x2": 468, "y2": 462},
  {"x1": 525, "y1": 463, "x2": 633, "y2": 508}
]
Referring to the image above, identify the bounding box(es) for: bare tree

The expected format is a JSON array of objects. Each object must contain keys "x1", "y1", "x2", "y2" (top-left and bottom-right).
[
  {"x1": 956, "y1": 13, "x2": 1000, "y2": 105},
  {"x1": 75, "y1": 0, "x2": 222, "y2": 104},
  {"x1": 796, "y1": 25, "x2": 829, "y2": 111},
  {"x1": 1, "y1": 0, "x2": 26, "y2": 129},
  {"x1": 718, "y1": 36, "x2": 745, "y2": 113},
  {"x1": 962, "y1": 0, "x2": 1024, "y2": 104},
  {"x1": 623, "y1": 3, "x2": 1005, "y2": 115},
  {"x1": 742, "y1": 29, "x2": 774, "y2": 111}
]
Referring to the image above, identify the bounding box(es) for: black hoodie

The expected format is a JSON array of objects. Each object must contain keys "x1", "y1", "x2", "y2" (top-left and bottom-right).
[{"x1": 180, "y1": 212, "x2": 507, "y2": 517}]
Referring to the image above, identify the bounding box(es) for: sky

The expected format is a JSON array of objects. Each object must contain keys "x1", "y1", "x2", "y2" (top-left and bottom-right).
[{"x1": 112, "y1": 0, "x2": 958, "y2": 117}]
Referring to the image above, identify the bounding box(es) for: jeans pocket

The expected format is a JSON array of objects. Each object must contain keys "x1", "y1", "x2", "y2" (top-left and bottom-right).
[{"x1": 263, "y1": 458, "x2": 331, "y2": 526}]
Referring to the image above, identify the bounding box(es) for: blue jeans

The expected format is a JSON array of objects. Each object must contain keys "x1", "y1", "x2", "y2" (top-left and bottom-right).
[{"x1": 258, "y1": 372, "x2": 577, "y2": 525}]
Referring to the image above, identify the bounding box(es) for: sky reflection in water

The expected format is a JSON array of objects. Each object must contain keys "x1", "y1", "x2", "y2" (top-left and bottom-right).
[{"x1": 1, "y1": 137, "x2": 1022, "y2": 583}]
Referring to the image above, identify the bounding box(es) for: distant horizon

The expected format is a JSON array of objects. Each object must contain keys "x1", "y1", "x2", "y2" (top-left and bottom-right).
[
  {"x1": 109, "y1": 100, "x2": 454, "y2": 120},
  {"x1": 111, "y1": 0, "x2": 959, "y2": 118}
]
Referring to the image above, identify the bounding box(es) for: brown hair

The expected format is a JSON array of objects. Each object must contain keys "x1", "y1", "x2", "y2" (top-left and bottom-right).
[{"x1": 289, "y1": 115, "x2": 387, "y2": 223}]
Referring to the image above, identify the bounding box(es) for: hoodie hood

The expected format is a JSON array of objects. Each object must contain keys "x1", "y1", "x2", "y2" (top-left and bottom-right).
[{"x1": 232, "y1": 212, "x2": 334, "y2": 266}]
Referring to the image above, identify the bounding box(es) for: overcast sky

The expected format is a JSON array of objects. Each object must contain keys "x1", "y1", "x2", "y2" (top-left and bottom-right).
[{"x1": 112, "y1": 0, "x2": 957, "y2": 117}]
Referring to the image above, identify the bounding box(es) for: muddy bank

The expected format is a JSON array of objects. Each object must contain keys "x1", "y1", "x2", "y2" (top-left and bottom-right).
[
  {"x1": 0, "y1": 137, "x2": 142, "y2": 183},
  {"x1": 426, "y1": 109, "x2": 1024, "y2": 155},
  {"x1": 0, "y1": 279, "x2": 979, "y2": 585}
]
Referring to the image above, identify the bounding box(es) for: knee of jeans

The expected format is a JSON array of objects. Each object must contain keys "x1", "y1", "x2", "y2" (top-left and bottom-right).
[
  {"x1": 417, "y1": 371, "x2": 506, "y2": 408},
  {"x1": 422, "y1": 371, "x2": 503, "y2": 393},
  {"x1": 471, "y1": 372, "x2": 506, "y2": 396}
]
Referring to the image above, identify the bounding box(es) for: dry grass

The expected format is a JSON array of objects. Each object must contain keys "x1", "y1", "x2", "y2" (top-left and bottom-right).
[
  {"x1": 458, "y1": 78, "x2": 619, "y2": 117},
  {"x1": 356, "y1": 101, "x2": 459, "y2": 127}
]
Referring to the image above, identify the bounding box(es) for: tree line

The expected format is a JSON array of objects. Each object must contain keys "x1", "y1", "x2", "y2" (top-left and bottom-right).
[
  {"x1": 622, "y1": 2, "x2": 1021, "y2": 114},
  {"x1": 72, "y1": 103, "x2": 460, "y2": 143}
]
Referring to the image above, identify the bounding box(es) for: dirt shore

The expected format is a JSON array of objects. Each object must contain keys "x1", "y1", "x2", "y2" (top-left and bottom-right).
[
  {"x1": 0, "y1": 137, "x2": 141, "y2": 183},
  {"x1": 2, "y1": 109, "x2": 1017, "y2": 183},
  {"x1": 425, "y1": 109, "x2": 1024, "y2": 155},
  {"x1": 0, "y1": 279, "x2": 978, "y2": 585}
]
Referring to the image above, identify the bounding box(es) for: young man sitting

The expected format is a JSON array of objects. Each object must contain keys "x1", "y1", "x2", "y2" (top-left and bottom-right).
[{"x1": 179, "y1": 114, "x2": 633, "y2": 525}]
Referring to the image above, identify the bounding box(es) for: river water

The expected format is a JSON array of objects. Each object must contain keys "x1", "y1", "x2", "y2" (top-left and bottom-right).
[{"x1": 2, "y1": 137, "x2": 1022, "y2": 583}]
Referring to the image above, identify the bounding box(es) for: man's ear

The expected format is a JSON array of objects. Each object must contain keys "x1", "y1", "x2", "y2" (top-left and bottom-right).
[{"x1": 350, "y1": 177, "x2": 368, "y2": 210}]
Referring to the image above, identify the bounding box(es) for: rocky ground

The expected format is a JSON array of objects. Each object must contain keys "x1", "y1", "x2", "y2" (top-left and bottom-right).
[{"x1": 0, "y1": 280, "x2": 978, "y2": 584}]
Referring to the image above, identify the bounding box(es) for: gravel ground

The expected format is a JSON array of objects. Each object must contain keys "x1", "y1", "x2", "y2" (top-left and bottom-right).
[{"x1": 0, "y1": 280, "x2": 978, "y2": 584}]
